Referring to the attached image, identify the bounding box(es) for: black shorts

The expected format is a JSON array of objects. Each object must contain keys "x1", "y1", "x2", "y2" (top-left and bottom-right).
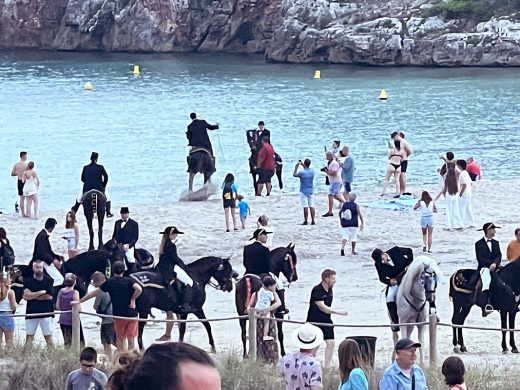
[
  {"x1": 223, "y1": 199, "x2": 236, "y2": 209},
  {"x1": 318, "y1": 324, "x2": 335, "y2": 340},
  {"x1": 17, "y1": 180, "x2": 24, "y2": 196},
  {"x1": 258, "y1": 169, "x2": 274, "y2": 184},
  {"x1": 100, "y1": 323, "x2": 116, "y2": 345},
  {"x1": 401, "y1": 160, "x2": 408, "y2": 173}
]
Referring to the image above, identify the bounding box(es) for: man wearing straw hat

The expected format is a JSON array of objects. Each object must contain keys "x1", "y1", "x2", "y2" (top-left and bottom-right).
[{"x1": 281, "y1": 323, "x2": 324, "y2": 390}]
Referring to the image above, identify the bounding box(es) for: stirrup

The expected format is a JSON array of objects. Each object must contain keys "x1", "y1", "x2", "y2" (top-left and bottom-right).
[{"x1": 485, "y1": 304, "x2": 494, "y2": 312}]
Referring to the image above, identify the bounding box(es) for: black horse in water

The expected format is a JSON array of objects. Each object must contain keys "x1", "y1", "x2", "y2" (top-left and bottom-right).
[
  {"x1": 81, "y1": 190, "x2": 106, "y2": 251},
  {"x1": 187, "y1": 148, "x2": 216, "y2": 192},
  {"x1": 235, "y1": 244, "x2": 298, "y2": 358},
  {"x1": 450, "y1": 259, "x2": 520, "y2": 354},
  {"x1": 132, "y1": 257, "x2": 237, "y2": 351},
  {"x1": 10, "y1": 239, "x2": 125, "y2": 303}
]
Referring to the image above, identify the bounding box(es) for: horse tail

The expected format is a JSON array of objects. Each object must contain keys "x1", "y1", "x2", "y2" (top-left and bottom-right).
[{"x1": 92, "y1": 191, "x2": 98, "y2": 219}]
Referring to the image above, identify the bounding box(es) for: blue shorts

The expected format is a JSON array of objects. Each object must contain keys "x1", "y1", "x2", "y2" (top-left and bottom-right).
[
  {"x1": 328, "y1": 182, "x2": 342, "y2": 195},
  {"x1": 343, "y1": 182, "x2": 352, "y2": 192},
  {"x1": 420, "y1": 215, "x2": 434, "y2": 228},
  {"x1": 0, "y1": 311, "x2": 15, "y2": 331},
  {"x1": 240, "y1": 213, "x2": 248, "y2": 221}
]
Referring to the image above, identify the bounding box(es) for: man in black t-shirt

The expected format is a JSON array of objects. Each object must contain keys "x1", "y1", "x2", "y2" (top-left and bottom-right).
[
  {"x1": 306, "y1": 269, "x2": 347, "y2": 367},
  {"x1": 23, "y1": 259, "x2": 55, "y2": 348},
  {"x1": 74, "y1": 261, "x2": 142, "y2": 351}
]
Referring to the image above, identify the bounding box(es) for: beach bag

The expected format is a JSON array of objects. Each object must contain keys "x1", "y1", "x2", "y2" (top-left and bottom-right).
[
  {"x1": 0, "y1": 244, "x2": 15, "y2": 267},
  {"x1": 341, "y1": 208, "x2": 352, "y2": 222}
]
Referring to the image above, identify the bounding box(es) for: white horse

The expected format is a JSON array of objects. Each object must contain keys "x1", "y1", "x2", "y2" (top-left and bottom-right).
[{"x1": 397, "y1": 255, "x2": 442, "y2": 364}]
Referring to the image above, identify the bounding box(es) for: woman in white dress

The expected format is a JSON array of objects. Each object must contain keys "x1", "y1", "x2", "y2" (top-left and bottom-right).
[
  {"x1": 22, "y1": 161, "x2": 40, "y2": 219},
  {"x1": 63, "y1": 211, "x2": 80, "y2": 258},
  {"x1": 435, "y1": 168, "x2": 463, "y2": 230}
]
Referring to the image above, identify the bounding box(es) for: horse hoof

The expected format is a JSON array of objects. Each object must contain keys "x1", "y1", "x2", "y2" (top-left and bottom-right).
[
  {"x1": 243, "y1": 354, "x2": 249, "y2": 360},
  {"x1": 512, "y1": 348, "x2": 519, "y2": 354},
  {"x1": 502, "y1": 349, "x2": 509, "y2": 355},
  {"x1": 453, "y1": 347, "x2": 460, "y2": 354},
  {"x1": 459, "y1": 346, "x2": 467, "y2": 353},
  {"x1": 210, "y1": 347, "x2": 216, "y2": 354}
]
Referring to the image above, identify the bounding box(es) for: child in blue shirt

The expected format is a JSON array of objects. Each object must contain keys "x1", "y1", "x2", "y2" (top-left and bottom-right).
[{"x1": 237, "y1": 195, "x2": 251, "y2": 229}]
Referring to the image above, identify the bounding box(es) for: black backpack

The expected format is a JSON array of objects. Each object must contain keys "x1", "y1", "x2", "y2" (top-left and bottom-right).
[{"x1": 1, "y1": 244, "x2": 15, "y2": 267}]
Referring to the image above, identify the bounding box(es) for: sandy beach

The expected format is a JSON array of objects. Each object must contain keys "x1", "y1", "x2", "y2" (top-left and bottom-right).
[{"x1": 2, "y1": 177, "x2": 520, "y2": 367}]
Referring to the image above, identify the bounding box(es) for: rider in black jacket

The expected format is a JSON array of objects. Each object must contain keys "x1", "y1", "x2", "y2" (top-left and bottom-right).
[{"x1": 243, "y1": 229, "x2": 272, "y2": 276}]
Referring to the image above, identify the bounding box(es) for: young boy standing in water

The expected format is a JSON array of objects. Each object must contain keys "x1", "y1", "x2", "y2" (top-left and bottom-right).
[{"x1": 237, "y1": 195, "x2": 251, "y2": 229}]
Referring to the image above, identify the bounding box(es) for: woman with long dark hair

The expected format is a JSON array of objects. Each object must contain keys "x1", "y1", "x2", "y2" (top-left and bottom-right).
[
  {"x1": 338, "y1": 339, "x2": 368, "y2": 390},
  {"x1": 435, "y1": 168, "x2": 463, "y2": 230},
  {"x1": 441, "y1": 356, "x2": 468, "y2": 389},
  {"x1": 381, "y1": 140, "x2": 404, "y2": 197},
  {"x1": 414, "y1": 191, "x2": 437, "y2": 252}
]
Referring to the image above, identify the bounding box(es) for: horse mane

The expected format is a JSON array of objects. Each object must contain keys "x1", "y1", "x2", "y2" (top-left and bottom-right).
[
  {"x1": 401, "y1": 255, "x2": 443, "y2": 291},
  {"x1": 270, "y1": 245, "x2": 297, "y2": 265},
  {"x1": 187, "y1": 256, "x2": 224, "y2": 272}
]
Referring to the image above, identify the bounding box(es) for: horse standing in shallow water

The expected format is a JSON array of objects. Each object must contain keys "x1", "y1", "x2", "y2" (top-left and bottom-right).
[
  {"x1": 235, "y1": 244, "x2": 298, "y2": 358},
  {"x1": 132, "y1": 257, "x2": 237, "y2": 352},
  {"x1": 450, "y1": 259, "x2": 520, "y2": 354},
  {"x1": 396, "y1": 255, "x2": 442, "y2": 364}
]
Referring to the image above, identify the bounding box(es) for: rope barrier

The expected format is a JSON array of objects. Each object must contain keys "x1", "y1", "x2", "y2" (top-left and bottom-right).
[
  {"x1": 79, "y1": 311, "x2": 248, "y2": 323},
  {"x1": 0, "y1": 310, "x2": 70, "y2": 318}
]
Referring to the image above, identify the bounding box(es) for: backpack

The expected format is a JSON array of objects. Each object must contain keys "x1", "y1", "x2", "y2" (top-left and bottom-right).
[
  {"x1": 341, "y1": 208, "x2": 352, "y2": 221},
  {"x1": 0, "y1": 244, "x2": 15, "y2": 267}
]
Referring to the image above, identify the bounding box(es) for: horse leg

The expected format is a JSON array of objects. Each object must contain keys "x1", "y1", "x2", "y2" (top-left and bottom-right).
[
  {"x1": 195, "y1": 310, "x2": 216, "y2": 353},
  {"x1": 98, "y1": 213, "x2": 104, "y2": 250},
  {"x1": 86, "y1": 216, "x2": 95, "y2": 251},
  {"x1": 188, "y1": 173, "x2": 195, "y2": 192},
  {"x1": 417, "y1": 324, "x2": 425, "y2": 366},
  {"x1": 240, "y1": 317, "x2": 248, "y2": 358},
  {"x1": 178, "y1": 313, "x2": 188, "y2": 342},
  {"x1": 275, "y1": 312, "x2": 285, "y2": 356},
  {"x1": 138, "y1": 314, "x2": 146, "y2": 350},
  {"x1": 451, "y1": 304, "x2": 459, "y2": 351},
  {"x1": 510, "y1": 311, "x2": 518, "y2": 353},
  {"x1": 457, "y1": 305, "x2": 471, "y2": 352},
  {"x1": 501, "y1": 311, "x2": 508, "y2": 353}
]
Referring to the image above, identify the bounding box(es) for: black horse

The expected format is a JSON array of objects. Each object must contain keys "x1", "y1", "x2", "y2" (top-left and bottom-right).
[
  {"x1": 187, "y1": 148, "x2": 216, "y2": 192},
  {"x1": 235, "y1": 244, "x2": 298, "y2": 358},
  {"x1": 132, "y1": 257, "x2": 236, "y2": 351},
  {"x1": 10, "y1": 239, "x2": 125, "y2": 303},
  {"x1": 82, "y1": 189, "x2": 106, "y2": 251},
  {"x1": 450, "y1": 260, "x2": 520, "y2": 354}
]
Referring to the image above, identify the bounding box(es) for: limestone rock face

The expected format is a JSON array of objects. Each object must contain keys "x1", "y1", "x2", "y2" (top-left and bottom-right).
[{"x1": 2, "y1": 0, "x2": 520, "y2": 66}]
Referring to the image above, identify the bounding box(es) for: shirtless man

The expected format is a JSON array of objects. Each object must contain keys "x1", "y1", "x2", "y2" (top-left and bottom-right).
[
  {"x1": 391, "y1": 132, "x2": 412, "y2": 194},
  {"x1": 11, "y1": 151, "x2": 28, "y2": 216}
]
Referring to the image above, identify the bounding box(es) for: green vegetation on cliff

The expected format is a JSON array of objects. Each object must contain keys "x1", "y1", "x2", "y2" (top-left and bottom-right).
[{"x1": 428, "y1": 0, "x2": 520, "y2": 21}]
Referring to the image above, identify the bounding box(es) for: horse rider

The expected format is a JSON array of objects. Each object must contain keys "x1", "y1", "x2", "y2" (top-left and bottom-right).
[
  {"x1": 112, "y1": 207, "x2": 139, "y2": 271},
  {"x1": 72, "y1": 152, "x2": 113, "y2": 218},
  {"x1": 32, "y1": 218, "x2": 64, "y2": 286},
  {"x1": 243, "y1": 228, "x2": 272, "y2": 276},
  {"x1": 476, "y1": 222, "x2": 502, "y2": 317},
  {"x1": 372, "y1": 246, "x2": 414, "y2": 332},
  {"x1": 186, "y1": 112, "x2": 220, "y2": 158},
  {"x1": 156, "y1": 226, "x2": 194, "y2": 313}
]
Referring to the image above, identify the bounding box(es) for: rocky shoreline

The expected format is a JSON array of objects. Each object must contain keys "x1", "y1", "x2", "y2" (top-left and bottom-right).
[{"x1": 2, "y1": 0, "x2": 520, "y2": 66}]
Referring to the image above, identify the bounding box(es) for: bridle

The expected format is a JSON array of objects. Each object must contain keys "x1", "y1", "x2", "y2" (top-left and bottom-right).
[
  {"x1": 404, "y1": 268, "x2": 437, "y2": 322},
  {"x1": 208, "y1": 260, "x2": 228, "y2": 290},
  {"x1": 285, "y1": 253, "x2": 296, "y2": 283}
]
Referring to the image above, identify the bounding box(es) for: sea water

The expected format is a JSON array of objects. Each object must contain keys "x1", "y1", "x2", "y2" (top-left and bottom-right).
[{"x1": 1, "y1": 50, "x2": 520, "y2": 211}]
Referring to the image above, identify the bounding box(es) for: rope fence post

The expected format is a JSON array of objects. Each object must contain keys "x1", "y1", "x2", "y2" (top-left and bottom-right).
[
  {"x1": 248, "y1": 309, "x2": 257, "y2": 360},
  {"x1": 429, "y1": 309, "x2": 438, "y2": 367},
  {"x1": 72, "y1": 305, "x2": 81, "y2": 353}
]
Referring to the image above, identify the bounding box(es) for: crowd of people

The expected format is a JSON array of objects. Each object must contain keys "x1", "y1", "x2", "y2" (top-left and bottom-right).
[{"x1": 0, "y1": 113, "x2": 517, "y2": 390}]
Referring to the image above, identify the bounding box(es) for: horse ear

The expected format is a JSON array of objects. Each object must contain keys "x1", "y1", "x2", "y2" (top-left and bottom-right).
[
  {"x1": 286, "y1": 243, "x2": 292, "y2": 249},
  {"x1": 290, "y1": 243, "x2": 295, "y2": 250}
]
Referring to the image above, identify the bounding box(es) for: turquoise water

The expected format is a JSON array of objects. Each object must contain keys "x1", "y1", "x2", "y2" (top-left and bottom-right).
[{"x1": 1, "y1": 50, "x2": 519, "y2": 210}]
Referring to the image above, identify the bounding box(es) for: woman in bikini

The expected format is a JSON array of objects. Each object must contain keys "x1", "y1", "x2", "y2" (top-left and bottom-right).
[{"x1": 381, "y1": 140, "x2": 404, "y2": 197}]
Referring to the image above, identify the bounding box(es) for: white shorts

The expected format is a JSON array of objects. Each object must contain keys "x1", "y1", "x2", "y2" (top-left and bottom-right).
[
  {"x1": 340, "y1": 227, "x2": 358, "y2": 241},
  {"x1": 26, "y1": 317, "x2": 53, "y2": 336},
  {"x1": 299, "y1": 193, "x2": 315, "y2": 208}
]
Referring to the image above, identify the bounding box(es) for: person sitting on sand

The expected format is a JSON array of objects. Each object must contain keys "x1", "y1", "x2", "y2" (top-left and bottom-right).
[
  {"x1": 506, "y1": 228, "x2": 520, "y2": 261},
  {"x1": 372, "y1": 247, "x2": 414, "y2": 335},
  {"x1": 381, "y1": 140, "x2": 404, "y2": 197}
]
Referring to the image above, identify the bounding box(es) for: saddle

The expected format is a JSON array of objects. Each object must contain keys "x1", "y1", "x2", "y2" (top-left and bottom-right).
[
  {"x1": 452, "y1": 269, "x2": 480, "y2": 294},
  {"x1": 130, "y1": 271, "x2": 165, "y2": 289}
]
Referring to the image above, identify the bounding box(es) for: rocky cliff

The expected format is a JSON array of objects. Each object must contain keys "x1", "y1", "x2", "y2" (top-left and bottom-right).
[{"x1": 1, "y1": 0, "x2": 520, "y2": 65}]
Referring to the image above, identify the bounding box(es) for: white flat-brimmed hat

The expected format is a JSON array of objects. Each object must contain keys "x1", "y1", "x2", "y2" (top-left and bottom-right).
[{"x1": 292, "y1": 323, "x2": 324, "y2": 350}]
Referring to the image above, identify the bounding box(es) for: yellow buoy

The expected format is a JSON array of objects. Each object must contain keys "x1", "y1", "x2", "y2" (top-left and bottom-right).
[
  {"x1": 133, "y1": 65, "x2": 140, "y2": 76},
  {"x1": 314, "y1": 70, "x2": 321, "y2": 79},
  {"x1": 378, "y1": 89, "x2": 388, "y2": 100},
  {"x1": 84, "y1": 82, "x2": 93, "y2": 91}
]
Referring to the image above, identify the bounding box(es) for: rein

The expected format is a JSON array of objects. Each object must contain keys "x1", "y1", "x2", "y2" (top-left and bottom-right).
[{"x1": 404, "y1": 295, "x2": 427, "y2": 323}]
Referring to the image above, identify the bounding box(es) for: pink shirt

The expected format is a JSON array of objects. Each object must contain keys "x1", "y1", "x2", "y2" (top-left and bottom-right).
[
  {"x1": 467, "y1": 162, "x2": 481, "y2": 176},
  {"x1": 327, "y1": 160, "x2": 342, "y2": 184}
]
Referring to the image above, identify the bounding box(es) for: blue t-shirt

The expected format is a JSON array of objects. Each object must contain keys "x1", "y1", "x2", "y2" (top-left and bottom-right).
[
  {"x1": 379, "y1": 362, "x2": 428, "y2": 390},
  {"x1": 238, "y1": 200, "x2": 250, "y2": 216},
  {"x1": 338, "y1": 368, "x2": 368, "y2": 390},
  {"x1": 294, "y1": 168, "x2": 315, "y2": 196},
  {"x1": 341, "y1": 155, "x2": 355, "y2": 183}
]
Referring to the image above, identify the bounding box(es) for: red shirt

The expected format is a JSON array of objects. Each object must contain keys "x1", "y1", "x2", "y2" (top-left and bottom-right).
[
  {"x1": 257, "y1": 143, "x2": 276, "y2": 171},
  {"x1": 466, "y1": 162, "x2": 481, "y2": 176}
]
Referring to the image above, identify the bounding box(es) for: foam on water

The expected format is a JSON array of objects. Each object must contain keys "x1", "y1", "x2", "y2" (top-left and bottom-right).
[{"x1": 1, "y1": 51, "x2": 520, "y2": 211}]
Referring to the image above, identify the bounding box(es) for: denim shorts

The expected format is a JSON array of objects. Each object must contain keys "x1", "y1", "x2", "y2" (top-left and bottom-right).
[
  {"x1": 0, "y1": 311, "x2": 15, "y2": 331},
  {"x1": 420, "y1": 215, "x2": 434, "y2": 228},
  {"x1": 328, "y1": 182, "x2": 341, "y2": 195}
]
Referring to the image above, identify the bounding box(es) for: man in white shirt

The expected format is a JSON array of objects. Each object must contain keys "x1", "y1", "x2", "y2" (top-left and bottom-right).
[{"x1": 457, "y1": 160, "x2": 476, "y2": 228}]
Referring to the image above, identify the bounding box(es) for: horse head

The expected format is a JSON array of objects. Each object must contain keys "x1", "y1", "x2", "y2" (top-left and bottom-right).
[
  {"x1": 102, "y1": 239, "x2": 126, "y2": 264},
  {"x1": 418, "y1": 256, "x2": 442, "y2": 306},
  {"x1": 209, "y1": 258, "x2": 235, "y2": 292},
  {"x1": 271, "y1": 244, "x2": 298, "y2": 284},
  {"x1": 188, "y1": 257, "x2": 235, "y2": 292}
]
